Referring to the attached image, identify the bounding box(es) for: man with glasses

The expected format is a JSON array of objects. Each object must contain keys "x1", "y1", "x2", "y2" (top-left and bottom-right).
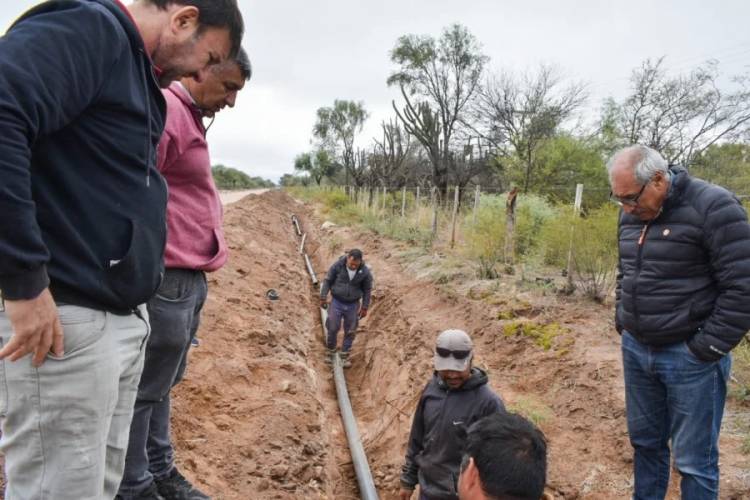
[
  {"x1": 399, "y1": 329, "x2": 505, "y2": 500},
  {"x1": 608, "y1": 145, "x2": 750, "y2": 500}
]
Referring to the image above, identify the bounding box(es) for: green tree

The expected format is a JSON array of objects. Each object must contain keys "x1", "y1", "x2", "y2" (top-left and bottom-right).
[
  {"x1": 313, "y1": 100, "x2": 369, "y2": 186},
  {"x1": 611, "y1": 58, "x2": 750, "y2": 166},
  {"x1": 294, "y1": 149, "x2": 338, "y2": 186},
  {"x1": 532, "y1": 135, "x2": 609, "y2": 205},
  {"x1": 691, "y1": 143, "x2": 750, "y2": 194},
  {"x1": 469, "y1": 65, "x2": 587, "y2": 193},
  {"x1": 211, "y1": 165, "x2": 274, "y2": 190},
  {"x1": 389, "y1": 23, "x2": 488, "y2": 194}
]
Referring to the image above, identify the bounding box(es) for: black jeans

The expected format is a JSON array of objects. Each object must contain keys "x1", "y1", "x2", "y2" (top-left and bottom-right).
[{"x1": 118, "y1": 269, "x2": 208, "y2": 497}]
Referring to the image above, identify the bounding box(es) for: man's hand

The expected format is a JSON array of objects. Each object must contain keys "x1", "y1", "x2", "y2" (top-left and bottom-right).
[
  {"x1": 398, "y1": 489, "x2": 413, "y2": 500},
  {"x1": 359, "y1": 306, "x2": 368, "y2": 319},
  {"x1": 320, "y1": 297, "x2": 328, "y2": 309},
  {"x1": 0, "y1": 288, "x2": 63, "y2": 366}
]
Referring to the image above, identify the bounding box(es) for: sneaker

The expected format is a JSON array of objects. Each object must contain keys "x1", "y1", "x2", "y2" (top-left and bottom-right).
[
  {"x1": 339, "y1": 351, "x2": 352, "y2": 368},
  {"x1": 155, "y1": 468, "x2": 209, "y2": 500},
  {"x1": 116, "y1": 482, "x2": 165, "y2": 500},
  {"x1": 190, "y1": 337, "x2": 200, "y2": 348},
  {"x1": 324, "y1": 348, "x2": 337, "y2": 365}
]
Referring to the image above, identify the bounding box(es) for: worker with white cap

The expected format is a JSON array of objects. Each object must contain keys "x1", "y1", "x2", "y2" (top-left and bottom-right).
[{"x1": 399, "y1": 329, "x2": 506, "y2": 500}]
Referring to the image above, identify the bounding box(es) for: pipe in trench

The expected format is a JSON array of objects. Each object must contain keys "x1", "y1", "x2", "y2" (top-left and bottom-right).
[{"x1": 291, "y1": 214, "x2": 379, "y2": 500}]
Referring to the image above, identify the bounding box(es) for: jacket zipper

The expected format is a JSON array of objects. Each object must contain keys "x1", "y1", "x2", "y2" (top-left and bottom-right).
[{"x1": 632, "y1": 222, "x2": 651, "y2": 333}]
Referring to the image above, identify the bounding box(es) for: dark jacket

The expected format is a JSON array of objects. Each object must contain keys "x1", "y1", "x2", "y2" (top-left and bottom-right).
[
  {"x1": 0, "y1": 0, "x2": 168, "y2": 313},
  {"x1": 320, "y1": 256, "x2": 373, "y2": 308},
  {"x1": 400, "y1": 367, "x2": 505, "y2": 499},
  {"x1": 616, "y1": 166, "x2": 750, "y2": 361}
]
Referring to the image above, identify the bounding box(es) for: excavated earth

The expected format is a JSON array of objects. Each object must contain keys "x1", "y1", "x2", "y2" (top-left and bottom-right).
[
  {"x1": 0, "y1": 190, "x2": 748, "y2": 499},
  {"x1": 169, "y1": 190, "x2": 749, "y2": 499}
]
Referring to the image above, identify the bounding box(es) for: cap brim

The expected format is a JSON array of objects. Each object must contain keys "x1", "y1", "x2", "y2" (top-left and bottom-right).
[{"x1": 434, "y1": 353, "x2": 471, "y2": 371}]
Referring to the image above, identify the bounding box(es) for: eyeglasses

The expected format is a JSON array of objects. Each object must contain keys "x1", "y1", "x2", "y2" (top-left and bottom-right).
[
  {"x1": 609, "y1": 182, "x2": 648, "y2": 207},
  {"x1": 436, "y1": 347, "x2": 472, "y2": 360}
]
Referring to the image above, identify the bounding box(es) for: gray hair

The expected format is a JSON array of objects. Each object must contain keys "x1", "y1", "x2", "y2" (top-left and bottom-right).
[{"x1": 606, "y1": 145, "x2": 669, "y2": 185}]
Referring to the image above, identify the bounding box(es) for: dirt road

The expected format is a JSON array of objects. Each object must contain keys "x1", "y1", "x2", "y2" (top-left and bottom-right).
[
  {"x1": 169, "y1": 191, "x2": 750, "y2": 499},
  {"x1": 219, "y1": 189, "x2": 271, "y2": 206}
]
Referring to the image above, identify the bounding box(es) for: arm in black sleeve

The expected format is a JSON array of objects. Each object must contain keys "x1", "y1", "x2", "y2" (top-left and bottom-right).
[
  {"x1": 400, "y1": 387, "x2": 427, "y2": 490},
  {"x1": 320, "y1": 261, "x2": 338, "y2": 300},
  {"x1": 688, "y1": 195, "x2": 750, "y2": 360},
  {"x1": 0, "y1": 4, "x2": 121, "y2": 299},
  {"x1": 361, "y1": 269, "x2": 373, "y2": 309}
]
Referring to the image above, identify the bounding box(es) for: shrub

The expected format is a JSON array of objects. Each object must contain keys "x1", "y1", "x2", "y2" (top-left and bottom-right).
[
  {"x1": 464, "y1": 193, "x2": 556, "y2": 277},
  {"x1": 570, "y1": 204, "x2": 619, "y2": 302}
]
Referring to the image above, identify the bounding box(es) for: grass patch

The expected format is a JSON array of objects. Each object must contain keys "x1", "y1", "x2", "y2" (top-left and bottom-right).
[
  {"x1": 508, "y1": 396, "x2": 553, "y2": 425},
  {"x1": 730, "y1": 337, "x2": 750, "y2": 403},
  {"x1": 503, "y1": 320, "x2": 567, "y2": 350}
]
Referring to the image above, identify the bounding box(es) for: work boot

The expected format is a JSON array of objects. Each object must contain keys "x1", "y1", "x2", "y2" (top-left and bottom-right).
[
  {"x1": 339, "y1": 351, "x2": 352, "y2": 368},
  {"x1": 155, "y1": 467, "x2": 209, "y2": 500},
  {"x1": 324, "y1": 348, "x2": 337, "y2": 364},
  {"x1": 115, "y1": 483, "x2": 165, "y2": 500}
]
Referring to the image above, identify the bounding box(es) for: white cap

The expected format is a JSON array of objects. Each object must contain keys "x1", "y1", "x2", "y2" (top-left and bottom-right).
[{"x1": 433, "y1": 329, "x2": 473, "y2": 371}]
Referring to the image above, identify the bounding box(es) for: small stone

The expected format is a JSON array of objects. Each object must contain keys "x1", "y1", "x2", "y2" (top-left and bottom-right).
[
  {"x1": 270, "y1": 465, "x2": 290, "y2": 480},
  {"x1": 257, "y1": 479, "x2": 270, "y2": 491},
  {"x1": 313, "y1": 466, "x2": 324, "y2": 481}
]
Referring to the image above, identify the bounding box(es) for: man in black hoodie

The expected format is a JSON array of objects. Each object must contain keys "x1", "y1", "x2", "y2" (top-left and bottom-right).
[
  {"x1": 400, "y1": 329, "x2": 505, "y2": 500},
  {"x1": 0, "y1": 1, "x2": 243, "y2": 498}
]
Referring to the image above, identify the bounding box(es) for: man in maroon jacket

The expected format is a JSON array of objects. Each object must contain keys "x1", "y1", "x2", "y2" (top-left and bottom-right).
[{"x1": 118, "y1": 49, "x2": 251, "y2": 500}]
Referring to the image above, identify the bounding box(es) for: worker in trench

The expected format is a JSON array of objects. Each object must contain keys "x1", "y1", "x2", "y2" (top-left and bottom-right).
[
  {"x1": 399, "y1": 329, "x2": 505, "y2": 500},
  {"x1": 320, "y1": 248, "x2": 373, "y2": 368}
]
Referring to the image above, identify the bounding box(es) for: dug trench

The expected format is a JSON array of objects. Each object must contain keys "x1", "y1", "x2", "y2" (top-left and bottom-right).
[{"x1": 168, "y1": 190, "x2": 749, "y2": 499}]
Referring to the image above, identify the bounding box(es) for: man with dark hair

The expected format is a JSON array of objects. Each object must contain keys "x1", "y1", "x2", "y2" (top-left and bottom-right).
[
  {"x1": 320, "y1": 248, "x2": 373, "y2": 367},
  {"x1": 0, "y1": 1, "x2": 243, "y2": 498},
  {"x1": 457, "y1": 412, "x2": 548, "y2": 500},
  {"x1": 608, "y1": 145, "x2": 750, "y2": 499},
  {"x1": 118, "y1": 48, "x2": 252, "y2": 500},
  {"x1": 400, "y1": 330, "x2": 505, "y2": 500}
]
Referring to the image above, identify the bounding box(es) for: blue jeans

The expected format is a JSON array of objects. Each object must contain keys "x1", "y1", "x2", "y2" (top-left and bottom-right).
[
  {"x1": 119, "y1": 269, "x2": 208, "y2": 497},
  {"x1": 621, "y1": 331, "x2": 731, "y2": 500},
  {"x1": 326, "y1": 297, "x2": 359, "y2": 352}
]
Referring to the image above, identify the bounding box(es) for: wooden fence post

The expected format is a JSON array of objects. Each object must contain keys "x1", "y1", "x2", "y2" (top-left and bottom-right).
[
  {"x1": 431, "y1": 187, "x2": 438, "y2": 236},
  {"x1": 450, "y1": 186, "x2": 460, "y2": 248},
  {"x1": 566, "y1": 183, "x2": 584, "y2": 290},
  {"x1": 401, "y1": 187, "x2": 407, "y2": 218},
  {"x1": 505, "y1": 188, "x2": 519, "y2": 265},
  {"x1": 473, "y1": 185, "x2": 481, "y2": 224}
]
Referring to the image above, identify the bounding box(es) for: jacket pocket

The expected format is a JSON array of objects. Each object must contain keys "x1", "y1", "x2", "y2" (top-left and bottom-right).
[{"x1": 102, "y1": 219, "x2": 165, "y2": 308}]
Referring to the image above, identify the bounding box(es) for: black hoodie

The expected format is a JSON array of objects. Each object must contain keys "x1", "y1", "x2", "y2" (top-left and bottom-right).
[
  {"x1": 0, "y1": 0, "x2": 167, "y2": 313},
  {"x1": 400, "y1": 367, "x2": 505, "y2": 499}
]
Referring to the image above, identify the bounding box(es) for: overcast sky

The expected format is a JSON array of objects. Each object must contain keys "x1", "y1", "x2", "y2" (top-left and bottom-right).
[{"x1": 4, "y1": 1, "x2": 750, "y2": 182}]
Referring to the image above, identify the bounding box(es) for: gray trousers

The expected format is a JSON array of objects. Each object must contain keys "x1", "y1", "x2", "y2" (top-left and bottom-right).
[
  {"x1": 119, "y1": 269, "x2": 207, "y2": 497},
  {"x1": 0, "y1": 304, "x2": 149, "y2": 500}
]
